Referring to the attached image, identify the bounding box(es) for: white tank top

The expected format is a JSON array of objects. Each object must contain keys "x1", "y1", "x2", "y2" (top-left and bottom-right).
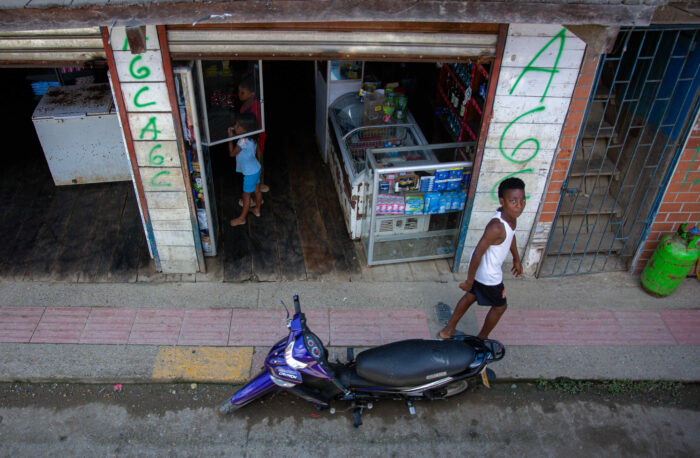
[{"x1": 472, "y1": 211, "x2": 515, "y2": 285}]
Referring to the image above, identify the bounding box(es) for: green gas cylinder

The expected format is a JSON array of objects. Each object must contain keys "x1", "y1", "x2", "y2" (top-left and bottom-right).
[{"x1": 641, "y1": 223, "x2": 700, "y2": 297}]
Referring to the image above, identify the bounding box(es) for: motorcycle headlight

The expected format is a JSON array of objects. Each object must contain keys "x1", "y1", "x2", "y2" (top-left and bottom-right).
[{"x1": 284, "y1": 340, "x2": 308, "y2": 370}]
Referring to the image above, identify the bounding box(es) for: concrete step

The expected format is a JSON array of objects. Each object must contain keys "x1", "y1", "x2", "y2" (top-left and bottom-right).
[
  {"x1": 558, "y1": 194, "x2": 624, "y2": 217},
  {"x1": 569, "y1": 157, "x2": 620, "y2": 179},
  {"x1": 549, "y1": 230, "x2": 625, "y2": 255}
]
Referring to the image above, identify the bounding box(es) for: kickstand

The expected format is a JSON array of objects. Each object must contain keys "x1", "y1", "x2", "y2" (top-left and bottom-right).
[{"x1": 352, "y1": 408, "x2": 363, "y2": 428}]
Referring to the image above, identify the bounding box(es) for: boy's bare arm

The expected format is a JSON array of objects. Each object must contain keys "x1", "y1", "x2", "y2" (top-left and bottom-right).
[
  {"x1": 460, "y1": 219, "x2": 506, "y2": 292},
  {"x1": 510, "y1": 235, "x2": 523, "y2": 277}
]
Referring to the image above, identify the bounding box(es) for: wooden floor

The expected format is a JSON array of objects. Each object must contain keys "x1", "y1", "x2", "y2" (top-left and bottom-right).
[
  {"x1": 0, "y1": 144, "x2": 457, "y2": 283},
  {"x1": 0, "y1": 136, "x2": 362, "y2": 283},
  {"x1": 0, "y1": 155, "x2": 150, "y2": 282},
  {"x1": 215, "y1": 126, "x2": 361, "y2": 282},
  {"x1": 0, "y1": 63, "x2": 457, "y2": 283}
]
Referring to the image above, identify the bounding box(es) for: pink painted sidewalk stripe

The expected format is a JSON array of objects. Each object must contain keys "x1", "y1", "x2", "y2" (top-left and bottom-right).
[
  {"x1": 0, "y1": 307, "x2": 45, "y2": 343},
  {"x1": 31, "y1": 308, "x2": 89, "y2": 343},
  {"x1": 659, "y1": 310, "x2": 700, "y2": 345},
  {"x1": 179, "y1": 308, "x2": 232, "y2": 346},
  {"x1": 474, "y1": 308, "x2": 695, "y2": 346}
]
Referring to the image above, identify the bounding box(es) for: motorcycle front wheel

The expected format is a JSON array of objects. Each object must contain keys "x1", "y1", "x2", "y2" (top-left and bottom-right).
[{"x1": 219, "y1": 399, "x2": 244, "y2": 416}]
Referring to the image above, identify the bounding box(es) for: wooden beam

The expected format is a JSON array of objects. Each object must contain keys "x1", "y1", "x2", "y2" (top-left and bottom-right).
[{"x1": 0, "y1": 2, "x2": 657, "y2": 32}]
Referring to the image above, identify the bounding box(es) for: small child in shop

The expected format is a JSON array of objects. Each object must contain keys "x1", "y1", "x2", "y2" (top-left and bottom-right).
[
  {"x1": 228, "y1": 113, "x2": 262, "y2": 226},
  {"x1": 237, "y1": 75, "x2": 268, "y2": 199}
]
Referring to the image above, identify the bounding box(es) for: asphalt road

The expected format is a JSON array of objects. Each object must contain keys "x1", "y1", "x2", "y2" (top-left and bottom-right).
[{"x1": 1, "y1": 382, "x2": 698, "y2": 457}]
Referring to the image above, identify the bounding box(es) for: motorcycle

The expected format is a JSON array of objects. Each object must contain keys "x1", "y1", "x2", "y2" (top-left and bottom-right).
[{"x1": 220, "y1": 294, "x2": 505, "y2": 427}]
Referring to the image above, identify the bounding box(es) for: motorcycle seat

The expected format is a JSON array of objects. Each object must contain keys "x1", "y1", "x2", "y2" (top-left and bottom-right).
[{"x1": 355, "y1": 339, "x2": 476, "y2": 387}]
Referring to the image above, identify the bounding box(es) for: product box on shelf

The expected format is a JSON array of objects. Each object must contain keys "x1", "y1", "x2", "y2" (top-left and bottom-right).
[
  {"x1": 435, "y1": 169, "x2": 450, "y2": 181},
  {"x1": 376, "y1": 193, "x2": 405, "y2": 215},
  {"x1": 425, "y1": 192, "x2": 442, "y2": 214},
  {"x1": 404, "y1": 193, "x2": 425, "y2": 215},
  {"x1": 445, "y1": 190, "x2": 467, "y2": 210},
  {"x1": 419, "y1": 176, "x2": 435, "y2": 192},
  {"x1": 396, "y1": 173, "x2": 419, "y2": 192},
  {"x1": 446, "y1": 179, "x2": 462, "y2": 190},
  {"x1": 449, "y1": 167, "x2": 464, "y2": 179},
  {"x1": 461, "y1": 171, "x2": 471, "y2": 187},
  {"x1": 435, "y1": 181, "x2": 447, "y2": 191}
]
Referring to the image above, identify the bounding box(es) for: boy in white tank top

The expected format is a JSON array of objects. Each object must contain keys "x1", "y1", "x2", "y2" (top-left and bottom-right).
[{"x1": 438, "y1": 178, "x2": 526, "y2": 340}]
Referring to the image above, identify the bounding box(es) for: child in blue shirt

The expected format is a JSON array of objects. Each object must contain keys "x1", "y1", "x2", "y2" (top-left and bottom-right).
[{"x1": 228, "y1": 113, "x2": 262, "y2": 226}]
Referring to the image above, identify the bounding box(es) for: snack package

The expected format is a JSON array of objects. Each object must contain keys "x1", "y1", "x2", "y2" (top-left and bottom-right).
[{"x1": 404, "y1": 193, "x2": 425, "y2": 215}]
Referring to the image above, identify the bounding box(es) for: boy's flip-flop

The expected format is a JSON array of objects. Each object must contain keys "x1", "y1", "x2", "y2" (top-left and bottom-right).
[{"x1": 435, "y1": 302, "x2": 453, "y2": 327}]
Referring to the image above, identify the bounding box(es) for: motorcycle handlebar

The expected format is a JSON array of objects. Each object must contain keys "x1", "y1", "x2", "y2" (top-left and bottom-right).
[{"x1": 293, "y1": 294, "x2": 301, "y2": 315}]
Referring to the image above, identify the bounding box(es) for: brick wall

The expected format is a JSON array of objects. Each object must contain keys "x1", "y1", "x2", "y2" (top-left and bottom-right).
[
  {"x1": 523, "y1": 51, "x2": 599, "y2": 274},
  {"x1": 633, "y1": 113, "x2": 700, "y2": 274},
  {"x1": 538, "y1": 53, "x2": 599, "y2": 226}
]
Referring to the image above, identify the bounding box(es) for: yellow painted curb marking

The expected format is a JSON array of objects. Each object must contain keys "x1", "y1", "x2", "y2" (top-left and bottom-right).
[{"x1": 152, "y1": 347, "x2": 254, "y2": 383}]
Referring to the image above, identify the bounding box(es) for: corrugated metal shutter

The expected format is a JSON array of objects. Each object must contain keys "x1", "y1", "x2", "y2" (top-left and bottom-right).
[
  {"x1": 167, "y1": 29, "x2": 498, "y2": 60},
  {"x1": 0, "y1": 27, "x2": 104, "y2": 65}
]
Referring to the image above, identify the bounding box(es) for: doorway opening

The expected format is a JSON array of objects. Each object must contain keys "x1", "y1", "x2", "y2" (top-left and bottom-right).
[
  {"x1": 183, "y1": 57, "x2": 494, "y2": 281},
  {"x1": 540, "y1": 26, "x2": 700, "y2": 276},
  {"x1": 0, "y1": 66, "x2": 148, "y2": 282}
]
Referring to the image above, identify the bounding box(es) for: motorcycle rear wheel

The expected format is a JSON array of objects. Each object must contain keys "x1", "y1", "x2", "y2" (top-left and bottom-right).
[{"x1": 443, "y1": 379, "x2": 469, "y2": 398}]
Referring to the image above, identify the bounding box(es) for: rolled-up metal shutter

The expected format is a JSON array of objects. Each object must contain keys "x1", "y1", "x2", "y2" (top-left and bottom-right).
[
  {"x1": 0, "y1": 27, "x2": 104, "y2": 65},
  {"x1": 167, "y1": 27, "x2": 498, "y2": 61}
]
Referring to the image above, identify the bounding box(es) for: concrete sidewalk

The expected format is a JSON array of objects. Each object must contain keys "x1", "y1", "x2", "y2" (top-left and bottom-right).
[{"x1": 1, "y1": 271, "x2": 698, "y2": 384}]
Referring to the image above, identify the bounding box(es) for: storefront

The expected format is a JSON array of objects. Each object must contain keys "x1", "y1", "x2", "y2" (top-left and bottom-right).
[
  {"x1": 151, "y1": 23, "x2": 505, "y2": 271},
  {"x1": 3, "y1": 0, "x2": 694, "y2": 278}
]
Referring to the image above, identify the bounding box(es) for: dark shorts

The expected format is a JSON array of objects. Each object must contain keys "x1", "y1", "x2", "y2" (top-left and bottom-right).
[{"x1": 469, "y1": 280, "x2": 507, "y2": 307}]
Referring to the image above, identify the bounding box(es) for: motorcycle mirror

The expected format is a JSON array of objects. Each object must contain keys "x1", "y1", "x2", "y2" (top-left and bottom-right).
[{"x1": 280, "y1": 300, "x2": 290, "y2": 321}]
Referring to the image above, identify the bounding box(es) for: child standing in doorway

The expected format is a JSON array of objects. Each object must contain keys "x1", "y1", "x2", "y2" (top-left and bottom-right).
[
  {"x1": 438, "y1": 177, "x2": 526, "y2": 340},
  {"x1": 237, "y1": 74, "x2": 269, "y2": 199},
  {"x1": 228, "y1": 113, "x2": 262, "y2": 226}
]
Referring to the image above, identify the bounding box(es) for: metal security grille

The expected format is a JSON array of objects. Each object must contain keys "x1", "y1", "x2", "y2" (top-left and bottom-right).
[
  {"x1": 540, "y1": 26, "x2": 700, "y2": 277},
  {"x1": 0, "y1": 28, "x2": 104, "y2": 65}
]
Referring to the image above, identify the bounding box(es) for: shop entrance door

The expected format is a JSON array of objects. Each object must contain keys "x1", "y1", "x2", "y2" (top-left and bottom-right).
[
  {"x1": 173, "y1": 60, "x2": 265, "y2": 258},
  {"x1": 540, "y1": 27, "x2": 700, "y2": 277}
]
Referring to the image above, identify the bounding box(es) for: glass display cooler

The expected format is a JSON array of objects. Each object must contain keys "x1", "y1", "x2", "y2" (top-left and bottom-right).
[{"x1": 363, "y1": 142, "x2": 473, "y2": 265}]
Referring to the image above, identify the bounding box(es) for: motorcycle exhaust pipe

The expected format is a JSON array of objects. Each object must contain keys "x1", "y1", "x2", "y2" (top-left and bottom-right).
[{"x1": 288, "y1": 384, "x2": 330, "y2": 409}]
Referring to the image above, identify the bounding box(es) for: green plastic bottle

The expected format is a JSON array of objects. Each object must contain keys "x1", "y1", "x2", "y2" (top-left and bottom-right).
[{"x1": 641, "y1": 223, "x2": 700, "y2": 297}]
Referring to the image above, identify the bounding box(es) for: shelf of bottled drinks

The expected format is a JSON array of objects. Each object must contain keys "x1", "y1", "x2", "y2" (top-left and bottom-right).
[{"x1": 435, "y1": 61, "x2": 490, "y2": 147}]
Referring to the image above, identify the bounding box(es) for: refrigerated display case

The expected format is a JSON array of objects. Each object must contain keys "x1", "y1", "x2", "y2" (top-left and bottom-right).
[
  {"x1": 174, "y1": 64, "x2": 219, "y2": 256},
  {"x1": 363, "y1": 142, "x2": 473, "y2": 265},
  {"x1": 315, "y1": 60, "x2": 365, "y2": 161},
  {"x1": 327, "y1": 91, "x2": 431, "y2": 239}
]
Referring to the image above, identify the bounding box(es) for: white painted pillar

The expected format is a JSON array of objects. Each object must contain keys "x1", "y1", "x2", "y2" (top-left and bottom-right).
[
  {"x1": 108, "y1": 26, "x2": 202, "y2": 273},
  {"x1": 459, "y1": 24, "x2": 585, "y2": 275}
]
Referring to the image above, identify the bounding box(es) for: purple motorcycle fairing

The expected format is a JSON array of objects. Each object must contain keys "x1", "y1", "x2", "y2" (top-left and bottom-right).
[
  {"x1": 229, "y1": 370, "x2": 277, "y2": 407},
  {"x1": 229, "y1": 314, "x2": 333, "y2": 407}
]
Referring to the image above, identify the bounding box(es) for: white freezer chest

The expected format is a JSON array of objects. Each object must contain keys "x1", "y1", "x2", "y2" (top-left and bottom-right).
[{"x1": 32, "y1": 83, "x2": 130, "y2": 186}]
